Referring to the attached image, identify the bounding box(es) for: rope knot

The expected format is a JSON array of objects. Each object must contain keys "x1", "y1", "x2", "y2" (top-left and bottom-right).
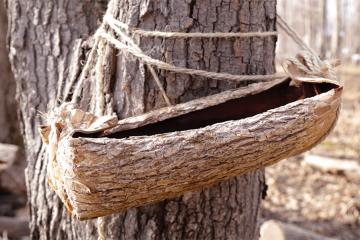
[
  {"x1": 40, "y1": 103, "x2": 118, "y2": 144},
  {"x1": 38, "y1": 103, "x2": 118, "y2": 212},
  {"x1": 283, "y1": 51, "x2": 340, "y2": 84}
]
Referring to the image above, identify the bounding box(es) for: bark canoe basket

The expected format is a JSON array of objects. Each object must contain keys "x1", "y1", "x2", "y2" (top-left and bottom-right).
[{"x1": 41, "y1": 76, "x2": 342, "y2": 220}]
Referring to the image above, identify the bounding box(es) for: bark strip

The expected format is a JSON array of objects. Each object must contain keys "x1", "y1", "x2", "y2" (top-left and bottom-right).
[{"x1": 50, "y1": 79, "x2": 341, "y2": 220}]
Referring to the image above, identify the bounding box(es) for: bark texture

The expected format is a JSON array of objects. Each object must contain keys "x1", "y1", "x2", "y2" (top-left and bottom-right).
[
  {"x1": 7, "y1": 0, "x2": 277, "y2": 239},
  {"x1": 0, "y1": 1, "x2": 19, "y2": 144}
]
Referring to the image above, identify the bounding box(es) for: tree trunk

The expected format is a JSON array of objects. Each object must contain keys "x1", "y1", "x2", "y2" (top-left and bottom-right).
[
  {"x1": 6, "y1": 0, "x2": 276, "y2": 239},
  {"x1": 304, "y1": 0, "x2": 312, "y2": 47},
  {"x1": 331, "y1": 0, "x2": 341, "y2": 58},
  {"x1": 320, "y1": 0, "x2": 328, "y2": 58},
  {"x1": 356, "y1": 1, "x2": 360, "y2": 54},
  {"x1": 0, "y1": 0, "x2": 20, "y2": 144},
  {"x1": 350, "y1": 1, "x2": 360, "y2": 54},
  {"x1": 277, "y1": 0, "x2": 287, "y2": 59}
]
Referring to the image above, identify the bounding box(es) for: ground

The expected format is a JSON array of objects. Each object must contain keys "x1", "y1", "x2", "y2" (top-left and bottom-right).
[{"x1": 261, "y1": 65, "x2": 360, "y2": 240}]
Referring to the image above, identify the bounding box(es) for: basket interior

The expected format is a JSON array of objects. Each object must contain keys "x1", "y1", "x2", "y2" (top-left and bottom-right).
[{"x1": 74, "y1": 79, "x2": 336, "y2": 139}]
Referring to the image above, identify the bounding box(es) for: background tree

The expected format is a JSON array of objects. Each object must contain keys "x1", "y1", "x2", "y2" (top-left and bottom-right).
[
  {"x1": 276, "y1": 0, "x2": 360, "y2": 62},
  {"x1": 0, "y1": 1, "x2": 27, "y2": 237},
  {"x1": 0, "y1": 0, "x2": 19, "y2": 144},
  {"x1": 6, "y1": 0, "x2": 276, "y2": 239},
  {"x1": 331, "y1": 0, "x2": 342, "y2": 57},
  {"x1": 320, "y1": 0, "x2": 328, "y2": 58}
]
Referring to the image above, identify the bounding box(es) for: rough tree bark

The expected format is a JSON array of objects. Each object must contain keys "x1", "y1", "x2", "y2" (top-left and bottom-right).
[
  {"x1": 0, "y1": 0, "x2": 20, "y2": 144},
  {"x1": 6, "y1": 0, "x2": 276, "y2": 239},
  {"x1": 0, "y1": 0, "x2": 26, "y2": 204}
]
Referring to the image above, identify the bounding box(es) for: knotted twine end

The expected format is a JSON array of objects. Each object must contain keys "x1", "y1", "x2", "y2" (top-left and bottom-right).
[
  {"x1": 283, "y1": 51, "x2": 341, "y2": 86},
  {"x1": 38, "y1": 103, "x2": 118, "y2": 218}
]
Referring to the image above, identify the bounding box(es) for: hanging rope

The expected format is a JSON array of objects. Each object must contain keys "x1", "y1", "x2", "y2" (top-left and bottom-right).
[
  {"x1": 71, "y1": 13, "x2": 338, "y2": 108},
  {"x1": 100, "y1": 14, "x2": 287, "y2": 83},
  {"x1": 276, "y1": 14, "x2": 319, "y2": 58},
  {"x1": 99, "y1": 30, "x2": 287, "y2": 82},
  {"x1": 105, "y1": 17, "x2": 172, "y2": 106},
  {"x1": 105, "y1": 14, "x2": 278, "y2": 39}
]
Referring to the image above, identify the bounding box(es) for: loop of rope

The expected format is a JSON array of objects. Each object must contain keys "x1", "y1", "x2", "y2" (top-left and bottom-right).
[
  {"x1": 100, "y1": 15, "x2": 286, "y2": 82},
  {"x1": 105, "y1": 16, "x2": 172, "y2": 106},
  {"x1": 73, "y1": 13, "x2": 337, "y2": 109},
  {"x1": 99, "y1": 30, "x2": 287, "y2": 82},
  {"x1": 105, "y1": 14, "x2": 279, "y2": 39},
  {"x1": 73, "y1": 14, "x2": 339, "y2": 115}
]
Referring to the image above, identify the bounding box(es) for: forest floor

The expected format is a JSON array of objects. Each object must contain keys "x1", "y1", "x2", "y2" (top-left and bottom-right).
[{"x1": 261, "y1": 65, "x2": 360, "y2": 240}]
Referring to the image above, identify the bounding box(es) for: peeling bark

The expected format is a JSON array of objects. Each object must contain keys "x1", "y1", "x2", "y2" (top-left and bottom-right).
[{"x1": 52, "y1": 79, "x2": 340, "y2": 220}]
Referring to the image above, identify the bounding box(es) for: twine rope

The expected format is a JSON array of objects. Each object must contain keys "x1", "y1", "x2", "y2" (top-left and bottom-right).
[
  {"x1": 276, "y1": 14, "x2": 319, "y2": 59},
  {"x1": 105, "y1": 16, "x2": 172, "y2": 106},
  {"x1": 99, "y1": 30, "x2": 287, "y2": 82},
  {"x1": 73, "y1": 13, "x2": 333, "y2": 108},
  {"x1": 99, "y1": 14, "x2": 288, "y2": 84},
  {"x1": 73, "y1": 14, "x2": 338, "y2": 114},
  {"x1": 105, "y1": 14, "x2": 278, "y2": 39}
]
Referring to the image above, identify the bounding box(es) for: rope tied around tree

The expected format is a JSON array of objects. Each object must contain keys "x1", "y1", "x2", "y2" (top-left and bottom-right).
[{"x1": 71, "y1": 13, "x2": 339, "y2": 112}]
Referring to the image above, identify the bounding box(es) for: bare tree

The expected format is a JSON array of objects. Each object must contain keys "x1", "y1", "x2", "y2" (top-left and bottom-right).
[
  {"x1": 6, "y1": 0, "x2": 276, "y2": 239},
  {"x1": 331, "y1": 0, "x2": 342, "y2": 57},
  {"x1": 304, "y1": 0, "x2": 313, "y2": 47},
  {"x1": 0, "y1": 1, "x2": 19, "y2": 144},
  {"x1": 356, "y1": 1, "x2": 360, "y2": 53},
  {"x1": 320, "y1": 0, "x2": 328, "y2": 58},
  {"x1": 351, "y1": 0, "x2": 360, "y2": 58}
]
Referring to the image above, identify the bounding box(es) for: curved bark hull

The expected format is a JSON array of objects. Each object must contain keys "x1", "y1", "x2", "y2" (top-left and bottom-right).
[{"x1": 50, "y1": 79, "x2": 342, "y2": 220}]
